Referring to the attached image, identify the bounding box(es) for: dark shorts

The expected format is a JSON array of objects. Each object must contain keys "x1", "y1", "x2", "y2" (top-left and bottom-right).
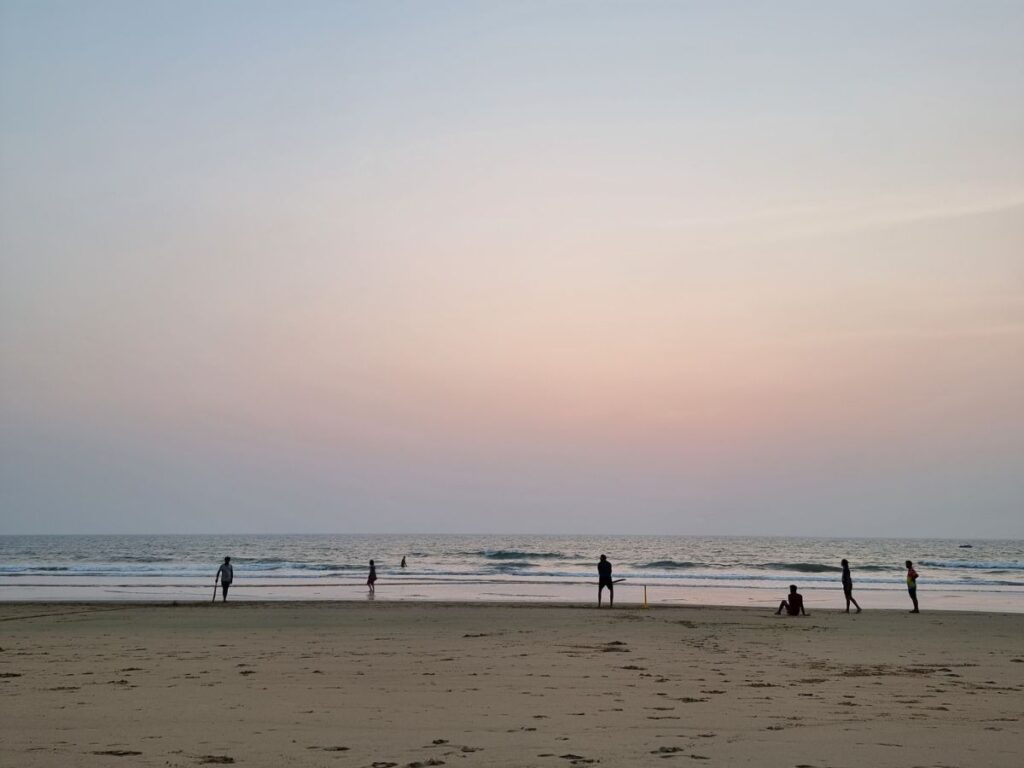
[
  {"x1": 599, "y1": 579, "x2": 613, "y2": 588},
  {"x1": 908, "y1": 586, "x2": 916, "y2": 595},
  {"x1": 843, "y1": 585, "x2": 852, "y2": 596}
]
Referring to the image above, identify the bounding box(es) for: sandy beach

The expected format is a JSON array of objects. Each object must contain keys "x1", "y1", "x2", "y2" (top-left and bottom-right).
[{"x1": 1, "y1": 602, "x2": 1022, "y2": 768}]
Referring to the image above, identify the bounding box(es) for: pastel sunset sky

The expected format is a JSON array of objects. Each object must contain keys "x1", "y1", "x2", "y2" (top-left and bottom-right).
[{"x1": 1, "y1": 1, "x2": 1022, "y2": 536}]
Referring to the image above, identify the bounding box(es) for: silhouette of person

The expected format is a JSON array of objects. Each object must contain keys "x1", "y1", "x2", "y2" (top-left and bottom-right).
[
  {"x1": 841, "y1": 559, "x2": 861, "y2": 613},
  {"x1": 215, "y1": 557, "x2": 233, "y2": 602},
  {"x1": 367, "y1": 559, "x2": 377, "y2": 593},
  {"x1": 905, "y1": 560, "x2": 919, "y2": 613},
  {"x1": 597, "y1": 554, "x2": 613, "y2": 607},
  {"x1": 400, "y1": 556, "x2": 407, "y2": 568},
  {"x1": 775, "y1": 584, "x2": 808, "y2": 616}
]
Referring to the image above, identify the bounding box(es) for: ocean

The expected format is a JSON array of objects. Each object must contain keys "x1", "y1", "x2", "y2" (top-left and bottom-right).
[{"x1": 2, "y1": 534, "x2": 1022, "y2": 612}]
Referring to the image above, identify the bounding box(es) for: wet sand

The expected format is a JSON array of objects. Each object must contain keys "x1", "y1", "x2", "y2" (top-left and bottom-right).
[{"x1": 1, "y1": 602, "x2": 1022, "y2": 767}]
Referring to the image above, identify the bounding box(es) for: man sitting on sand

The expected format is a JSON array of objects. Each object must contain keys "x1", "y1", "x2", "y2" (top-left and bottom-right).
[
  {"x1": 215, "y1": 557, "x2": 233, "y2": 602},
  {"x1": 598, "y1": 554, "x2": 614, "y2": 607},
  {"x1": 775, "y1": 584, "x2": 808, "y2": 616}
]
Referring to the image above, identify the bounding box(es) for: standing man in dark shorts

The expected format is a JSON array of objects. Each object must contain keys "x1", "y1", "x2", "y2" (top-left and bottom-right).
[
  {"x1": 841, "y1": 559, "x2": 861, "y2": 613},
  {"x1": 597, "y1": 554, "x2": 614, "y2": 607},
  {"x1": 215, "y1": 557, "x2": 233, "y2": 602},
  {"x1": 906, "y1": 560, "x2": 919, "y2": 613}
]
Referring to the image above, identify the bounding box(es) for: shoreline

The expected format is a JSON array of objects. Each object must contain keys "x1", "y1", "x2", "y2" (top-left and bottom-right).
[
  {"x1": 2, "y1": 598, "x2": 1024, "y2": 616},
  {"x1": 4, "y1": 579, "x2": 1022, "y2": 612}
]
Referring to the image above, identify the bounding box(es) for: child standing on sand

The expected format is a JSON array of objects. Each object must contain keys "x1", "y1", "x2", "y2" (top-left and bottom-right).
[{"x1": 367, "y1": 559, "x2": 377, "y2": 593}]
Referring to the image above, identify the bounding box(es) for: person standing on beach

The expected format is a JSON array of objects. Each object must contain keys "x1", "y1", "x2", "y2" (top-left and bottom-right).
[
  {"x1": 841, "y1": 559, "x2": 861, "y2": 613},
  {"x1": 597, "y1": 554, "x2": 614, "y2": 607},
  {"x1": 215, "y1": 557, "x2": 233, "y2": 602},
  {"x1": 400, "y1": 556, "x2": 407, "y2": 568},
  {"x1": 367, "y1": 559, "x2": 377, "y2": 593},
  {"x1": 906, "y1": 560, "x2": 919, "y2": 613}
]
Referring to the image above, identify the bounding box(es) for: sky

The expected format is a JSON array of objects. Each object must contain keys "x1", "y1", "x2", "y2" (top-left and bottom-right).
[{"x1": 1, "y1": 1, "x2": 1022, "y2": 537}]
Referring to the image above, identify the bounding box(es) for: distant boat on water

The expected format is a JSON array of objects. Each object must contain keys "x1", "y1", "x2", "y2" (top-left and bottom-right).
[{"x1": 959, "y1": 544, "x2": 973, "y2": 548}]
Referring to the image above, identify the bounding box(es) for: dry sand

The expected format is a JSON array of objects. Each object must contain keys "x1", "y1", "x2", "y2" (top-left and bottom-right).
[{"x1": 1, "y1": 602, "x2": 1022, "y2": 767}]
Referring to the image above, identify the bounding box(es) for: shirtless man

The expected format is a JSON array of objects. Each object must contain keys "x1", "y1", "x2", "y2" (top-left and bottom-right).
[
  {"x1": 215, "y1": 557, "x2": 233, "y2": 602},
  {"x1": 775, "y1": 584, "x2": 808, "y2": 616},
  {"x1": 597, "y1": 554, "x2": 614, "y2": 607},
  {"x1": 841, "y1": 559, "x2": 861, "y2": 613},
  {"x1": 906, "y1": 560, "x2": 920, "y2": 613}
]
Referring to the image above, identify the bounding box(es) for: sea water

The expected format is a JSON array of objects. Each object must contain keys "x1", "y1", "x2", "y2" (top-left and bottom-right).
[{"x1": 1, "y1": 534, "x2": 1022, "y2": 612}]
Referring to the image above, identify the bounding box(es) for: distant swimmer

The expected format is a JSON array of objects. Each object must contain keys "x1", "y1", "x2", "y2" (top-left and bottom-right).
[
  {"x1": 215, "y1": 557, "x2": 233, "y2": 603},
  {"x1": 598, "y1": 554, "x2": 614, "y2": 607},
  {"x1": 401, "y1": 556, "x2": 407, "y2": 568},
  {"x1": 841, "y1": 559, "x2": 861, "y2": 613},
  {"x1": 775, "y1": 584, "x2": 808, "y2": 616},
  {"x1": 905, "y1": 560, "x2": 919, "y2": 613},
  {"x1": 367, "y1": 559, "x2": 377, "y2": 594}
]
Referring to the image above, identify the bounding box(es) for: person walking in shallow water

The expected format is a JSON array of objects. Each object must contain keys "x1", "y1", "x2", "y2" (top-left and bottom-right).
[
  {"x1": 367, "y1": 559, "x2": 377, "y2": 594},
  {"x1": 841, "y1": 559, "x2": 861, "y2": 613},
  {"x1": 906, "y1": 560, "x2": 919, "y2": 612},
  {"x1": 597, "y1": 554, "x2": 614, "y2": 607},
  {"x1": 215, "y1": 557, "x2": 233, "y2": 602}
]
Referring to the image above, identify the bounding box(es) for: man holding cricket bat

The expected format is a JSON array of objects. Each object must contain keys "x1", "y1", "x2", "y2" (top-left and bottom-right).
[{"x1": 597, "y1": 554, "x2": 615, "y2": 607}]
